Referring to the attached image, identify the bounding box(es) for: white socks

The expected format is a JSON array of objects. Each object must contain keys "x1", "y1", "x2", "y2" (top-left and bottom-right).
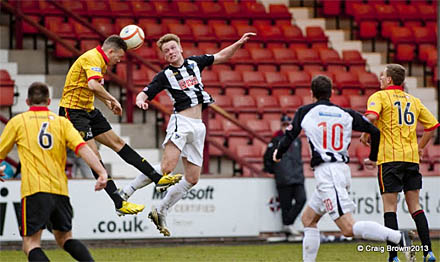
[
  {"x1": 353, "y1": 221, "x2": 401, "y2": 244},
  {"x1": 122, "y1": 173, "x2": 152, "y2": 199},
  {"x1": 122, "y1": 164, "x2": 162, "y2": 199},
  {"x1": 158, "y1": 177, "x2": 193, "y2": 216},
  {"x1": 303, "y1": 227, "x2": 320, "y2": 262}
]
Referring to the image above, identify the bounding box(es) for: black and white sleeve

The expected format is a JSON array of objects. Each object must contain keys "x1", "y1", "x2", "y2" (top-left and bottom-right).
[
  {"x1": 142, "y1": 71, "x2": 167, "y2": 101},
  {"x1": 188, "y1": 55, "x2": 214, "y2": 71},
  {"x1": 347, "y1": 109, "x2": 380, "y2": 161}
]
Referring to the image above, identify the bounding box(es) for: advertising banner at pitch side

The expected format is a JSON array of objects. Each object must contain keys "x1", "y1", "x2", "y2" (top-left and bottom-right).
[{"x1": 0, "y1": 177, "x2": 439, "y2": 241}]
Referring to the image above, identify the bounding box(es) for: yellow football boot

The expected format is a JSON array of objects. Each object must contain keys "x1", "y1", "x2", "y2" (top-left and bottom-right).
[
  {"x1": 155, "y1": 173, "x2": 183, "y2": 193},
  {"x1": 116, "y1": 201, "x2": 145, "y2": 216}
]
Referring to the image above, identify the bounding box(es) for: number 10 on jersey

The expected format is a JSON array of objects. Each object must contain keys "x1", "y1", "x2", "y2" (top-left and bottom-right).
[{"x1": 318, "y1": 122, "x2": 344, "y2": 151}]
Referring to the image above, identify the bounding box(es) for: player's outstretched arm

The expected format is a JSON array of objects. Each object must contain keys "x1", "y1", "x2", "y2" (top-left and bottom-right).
[
  {"x1": 418, "y1": 129, "x2": 436, "y2": 160},
  {"x1": 135, "y1": 91, "x2": 149, "y2": 110},
  {"x1": 77, "y1": 145, "x2": 108, "y2": 191},
  {"x1": 213, "y1": 32, "x2": 256, "y2": 64},
  {"x1": 88, "y1": 79, "x2": 122, "y2": 116}
]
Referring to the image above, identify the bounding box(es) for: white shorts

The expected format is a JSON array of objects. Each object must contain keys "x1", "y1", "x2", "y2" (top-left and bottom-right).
[
  {"x1": 162, "y1": 114, "x2": 206, "y2": 167},
  {"x1": 308, "y1": 162, "x2": 356, "y2": 220}
]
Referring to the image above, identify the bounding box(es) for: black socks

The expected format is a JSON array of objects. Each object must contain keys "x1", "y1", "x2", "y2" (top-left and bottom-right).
[
  {"x1": 412, "y1": 209, "x2": 432, "y2": 257},
  {"x1": 384, "y1": 212, "x2": 398, "y2": 261},
  {"x1": 117, "y1": 144, "x2": 162, "y2": 183},
  {"x1": 91, "y1": 160, "x2": 123, "y2": 209},
  {"x1": 28, "y1": 247, "x2": 49, "y2": 262},
  {"x1": 64, "y1": 239, "x2": 94, "y2": 262}
]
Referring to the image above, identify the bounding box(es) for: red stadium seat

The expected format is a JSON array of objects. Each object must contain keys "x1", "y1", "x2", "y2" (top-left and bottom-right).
[
  {"x1": 264, "y1": 72, "x2": 292, "y2": 96},
  {"x1": 232, "y1": 95, "x2": 257, "y2": 114},
  {"x1": 140, "y1": 20, "x2": 166, "y2": 42},
  {"x1": 249, "y1": 48, "x2": 276, "y2": 65},
  {"x1": 280, "y1": 25, "x2": 307, "y2": 47},
  {"x1": 92, "y1": 18, "x2": 115, "y2": 36},
  {"x1": 80, "y1": 40, "x2": 100, "y2": 54},
  {"x1": 202, "y1": 70, "x2": 223, "y2": 95},
  {"x1": 278, "y1": 95, "x2": 302, "y2": 114},
  {"x1": 306, "y1": 26, "x2": 328, "y2": 46},
  {"x1": 109, "y1": 1, "x2": 133, "y2": 17},
  {"x1": 229, "y1": 48, "x2": 252, "y2": 65},
  {"x1": 285, "y1": 71, "x2": 311, "y2": 91},
  {"x1": 211, "y1": 94, "x2": 233, "y2": 112},
  {"x1": 208, "y1": 136, "x2": 225, "y2": 158},
  {"x1": 272, "y1": 47, "x2": 298, "y2": 65},
  {"x1": 242, "y1": 71, "x2": 269, "y2": 96},
  {"x1": 199, "y1": 2, "x2": 225, "y2": 19},
  {"x1": 131, "y1": 1, "x2": 156, "y2": 19},
  {"x1": 221, "y1": 1, "x2": 243, "y2": 20},
  {"x1": 319, "y1": 48, "x2": 344, "y2": 69},
  {"x1": 114, "y1": 18, "x2": 135, "y2": 33},
  {"x1": 85, "y1": 1, "x2": 110, "y2": 17},
  {"x1": 153, "y1": 2, "x2": 175, "y2": 18},
  {"x1": 234, "y1": 25, "x2": 260, "y2": 43},
  {"x1": 213, "y1": 24, "x2": 239, "y2": 43},
  {"x1": 254, "y1": 96, "x2": 281, "y2": 114},
  {"x1": 190, "y1": 24, "x2": 216, "y2": 43},
  {"x1": 22, "y1": 15, "x2": 40, "y2": 34},
  {"x1": 218, "y1": 70, "x2": 246, "y2": 95},
  {"x1": 55, "y1": 39, "x2": 77, "y2": 58},
  {"x1": 342, "y1": 50, "x2": 366, "y2": 69},
  {"x1": 167, "y1": 24, "x2": 192, "y2": 42},
  {"x1": 241, "y1": 1, "x2": 269, "y2": 20},
  {"x1": 136, "y1": 46, "x2": 160, "y2": 64},
  {"x1": 330, "y1": 95, "x2": 350, "y2": 108},
  {"x1": 333, "y1": 71, "x2": 363, "y2": 95},
  {"x1": 209, "y1": 118, "x2": 224, "y2": 137},
  {"x1": 132, "y1": 66, "x2": 156, "y2": 87},
  {"x1": 269, "y1": 4, "x2": 291, "y2": 24},
  {"x1": 381, "y1": 21, "x2": 400, "y2": 39},
  {"x1": 176, "y1": 1, "x2": 201, "y2": 19},
  {"x1": 349, "y1": 95, "x2": 369, "y2": 112},
  {"x1": 47, "y1": 20, "x2": 76, "y2": 39},
  {"x1": 246, "y1": 119, "x2": 272, "y2": 139},
  {"x1": 256, "y1": 25, "x2": 284, "y2": 44},
  {"x1": 223, "y1": 120, "x2": 248, "y2": 138},
  {"x1": 357, "y1": 71, "x2": 380, "y2": 91},
  {"x1": 296, "y1": 48, "x2": 322, "y2": 69}
]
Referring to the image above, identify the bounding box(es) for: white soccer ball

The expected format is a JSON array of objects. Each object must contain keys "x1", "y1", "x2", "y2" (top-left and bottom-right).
[{"x1": 120, "y1": 25, "x2": 145, "y2": 50}]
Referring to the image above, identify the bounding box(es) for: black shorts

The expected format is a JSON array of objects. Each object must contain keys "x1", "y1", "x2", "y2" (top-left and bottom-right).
[
  {"x1": 20, "y1": 192, "x2": 73, "y2": 237},
  {"x1": 377, "y1": 162, "x2": 422, "y2": 194},
  {"x1": 59, "y1": 107, "x2": 111, "y2": 141}
]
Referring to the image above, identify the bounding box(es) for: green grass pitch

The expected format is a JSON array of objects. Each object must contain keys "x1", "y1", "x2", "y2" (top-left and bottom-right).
[{"x1": 1, "y1": 240, "x2": 438, "y2": 261}]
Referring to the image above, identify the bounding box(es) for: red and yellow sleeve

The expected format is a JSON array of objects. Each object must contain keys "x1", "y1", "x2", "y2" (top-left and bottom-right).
[
  {"x1": 83, "y1": 57, "x2": 104, "y2": 82},
  {"x1": 365, "y1": 92, "x2": 382, "y2": 119},
  {"x1": 62, "y1": 118, "x2": 86, "y2": 154},
  {"x1": 0, "y1": 118, "x2": 18, "y2": 160},
  {"x1": 417, "y1": 99, "x2": 440, "y2": 131}
]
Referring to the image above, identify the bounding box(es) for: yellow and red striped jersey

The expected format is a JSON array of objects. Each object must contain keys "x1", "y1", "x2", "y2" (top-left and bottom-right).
[
  {"x1": 0, "y1": 107, "x2": 86, "y2": 198},
  {"x1": 59, "y1": 46, "x2": 108, "y2": 111},
  {"x1": 366, "y1": 85, "x2": 439, "y2": 165}
]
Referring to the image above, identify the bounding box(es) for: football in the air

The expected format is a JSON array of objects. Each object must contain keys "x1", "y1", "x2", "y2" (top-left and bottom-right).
[{"x1": 120, "y1": 25, "x2": 145, "y2": 50}]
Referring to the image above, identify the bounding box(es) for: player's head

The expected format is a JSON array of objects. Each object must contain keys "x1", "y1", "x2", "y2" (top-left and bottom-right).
[
  {"x1": 280, "y1": 115, "x2": 292, "y2": 133},
  {"x1": 27, "y1": 82, "x2": 50, "y2": 106},
  {"x1": 157, "y1": 34, "x2": 183, "y2": 66},
  {"x1": 102, "y1": 35, "x2": 127, "y2": 66},
  {"x1": 380, "y1": 64, "x2": 406, "y2": 89},
  {"x1": 311, "y1": 75, "x2": 332, "y2": 101}
]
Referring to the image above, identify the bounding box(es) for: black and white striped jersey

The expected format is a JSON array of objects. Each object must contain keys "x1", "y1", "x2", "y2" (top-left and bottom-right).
[
  {"x1": 142, "y1": 55, "x2": 215, "y2": 112},
  {"x1": 276, "y1": 99, "x2": 380, "y2": 168}
]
